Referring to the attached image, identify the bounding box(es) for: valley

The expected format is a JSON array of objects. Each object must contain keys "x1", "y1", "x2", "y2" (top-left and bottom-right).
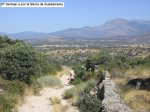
[{"x1": 0, "y1": 19, "x2": 150, "y2": 112}]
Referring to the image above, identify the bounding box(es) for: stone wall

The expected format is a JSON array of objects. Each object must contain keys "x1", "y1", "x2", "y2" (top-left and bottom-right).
[{"x1": 98, "y1": 71, "x2": 132, "y2": 112}]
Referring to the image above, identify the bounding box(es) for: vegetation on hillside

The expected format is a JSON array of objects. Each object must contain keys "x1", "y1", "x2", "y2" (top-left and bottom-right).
[
  {"x1": 69, "y1": 49, "x2": 150, "y2": 112},
  {"x1": 0, "y1": 35, "x2": 149, "y2": 112},
  {"x1": 64, "y1": 79, "x2": 101, "y2": 112},
  {"x1": 0, "y1": 36, "x2": 62, "y2": 112}
]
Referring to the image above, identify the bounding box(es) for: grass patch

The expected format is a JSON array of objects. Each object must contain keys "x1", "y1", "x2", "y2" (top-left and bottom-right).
[
  {"x1": 114, "y1": 78, "x2": 127, "y2": 89},
  {"x1": 52, "y1": 104, "x2": 68, "y2": 112},
  {"x1": 50, "y1": 96, "x2": 67, "y2": 112},
  {"x1": 0, "y1": 78, "x2": 26, "y2": 112},
  {"x1": 124, "y1": 66, "x2": 150, "y2": 79},
  {"x1": 123, "y1": 90, "x2": 150, "y2": 111},
  {"x1": 0, "y1": 94, "x2": 15, "y2": 112},
  {"x1": 0, "y1": 93, "x2": 24, "y2": 112},
  {"x1": 6, "y1": 81, "x2": 25, "y2": 95},
  {"x1": 64, "y1": 79, "x2": 96, "y2": 100},
  {"x1": 113, "y1": 66, "x2": 150, "y2": 111},
  {"x1": 50, "y1": 96, "x2": 61, "y2": 105},
  {"x1": 37, "y1": 75, "x2": 61, "y2": 87},
  {"x1": 57, "y1": 66, "x2": 71, "y2": 77}
]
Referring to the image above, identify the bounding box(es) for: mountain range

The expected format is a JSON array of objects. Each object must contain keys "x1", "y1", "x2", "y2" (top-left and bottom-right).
[{"x1": 1, "y1": 18, "x2": 150, "y2": 40}]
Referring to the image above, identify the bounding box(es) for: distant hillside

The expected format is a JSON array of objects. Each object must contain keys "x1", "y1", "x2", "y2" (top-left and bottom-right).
[
  {"x1": 49, "y1": 18, "x2": 150, "y2": 38},
  {"x1": 0, "y1": 31, "x2": 50, "y2": 39},
  {"x1": 1, "y1": 18, "x2": 150, "y2": 40},
  {"x1": 129, "y1": 33, "x2": 150, "y2": 43}
]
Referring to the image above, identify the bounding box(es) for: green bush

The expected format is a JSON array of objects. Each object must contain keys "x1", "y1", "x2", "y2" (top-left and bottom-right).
[
  {"x1": 0, "y1": 35, "x2": 22, "y2": 48},
  {"x1": 72, "y1": 63, "x2": 82, "y2": 75},
  {"x1": 6, "y1": 81, "x2": 25, "y2": 95},
  {"x1": 72, "y1": 78, "x2": 82, "y2": 85},
  {"x1": 76, "y1": 94, "x2": 101, "y2": 112},
  {"x1": 0, "y1": 37, "x2": 51, "y2": 83},
  {"x1": 0, "y1": 78, "x2": 25, "y2": 112},
  {"x1": 0, "y1": 95, "x2": 15, "y2": 112},
  {"x1": 73, "y1": 70, "x2": 95, "y2": 85},
  {"x1": 83, "y1": 79, "x2": 97, "y2": 93},
  {"x1": 70, "y1": 79, "x2": 101, "y2": 112},
  {"x1": 64, "y1": 87, "x2": 75, "y2": 99},
  {"x1": 88, "y1": 50, "x2": 141, "y2": 71},
  {"x1": 142, "y1": 56, "x2": 150, "y2": 66},
  {"x1": 64, "y1": 79, "x2": 96, "y2": 99},
  {"x1": 48, "y1": 63, "x2": 62, "y2": 74},
  {"x1": 83, "y1": 72, "x2": 95, "y2": 81}
]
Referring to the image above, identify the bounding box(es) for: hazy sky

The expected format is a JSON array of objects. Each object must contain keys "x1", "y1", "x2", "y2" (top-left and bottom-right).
[{"x1": 0, "y1": 0, "x2": 150, "y2": 33}]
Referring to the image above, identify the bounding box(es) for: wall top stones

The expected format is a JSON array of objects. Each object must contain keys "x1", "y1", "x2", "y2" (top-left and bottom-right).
[{"x1": 98, "y1": 71, "x2": 132, "y2": 112}]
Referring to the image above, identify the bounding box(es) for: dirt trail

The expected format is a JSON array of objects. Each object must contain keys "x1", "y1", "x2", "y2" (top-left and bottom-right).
[{"x1": 17, "y1": 67, "x2": 79, "y2": 112}]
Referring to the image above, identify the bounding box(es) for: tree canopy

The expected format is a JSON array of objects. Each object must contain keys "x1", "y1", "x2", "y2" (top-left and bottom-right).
[{"x1": 0, "y1": 36, "x2": 51, "y2": 83}]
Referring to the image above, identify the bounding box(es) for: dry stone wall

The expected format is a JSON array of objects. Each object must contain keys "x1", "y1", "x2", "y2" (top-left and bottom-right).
[{"x1": 98, "y1": 71, "x2": 132, "y2": 112}]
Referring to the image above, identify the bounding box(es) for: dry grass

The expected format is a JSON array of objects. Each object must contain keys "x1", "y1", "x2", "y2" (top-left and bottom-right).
[
  {"x1": 37, "y1": 75, "x2": 61, "y2": 87},
  {"x1": 50, "y1": 96, "x2": 61, "y2": 105},
  {"x1": 52, "y1": 104, "x2": 69, "y2": 112},
  {"x1": 46, "y1": 49, "x2": 99, "y2": 57},
  {"x1": 124, "y1": 67, "x2": 150, "y2": 79},
  {"x1": 24, "y1": 87, "x2": 34, "y2": 96},
  {"x1": 50, "y1": 96, "x2": 68, "y2": 112},
  {"x1": 114, "y1": 67, "x2": 150, "y2": 89},
  {"x1": 114, "y1": 67, "x2": 150, "y2": 111},
  {"x1": 123, "y1": 90, "x2": 150, "y2": 110},
  {"x1": 57, "y1": 66, "x2": 71, "y2": 77},
  {"x1": 15, "y1": 95, "x2": 24, "y2": 105},
  {"x1": 114, "y1": 78, "x2": 127, "y2": 88}
]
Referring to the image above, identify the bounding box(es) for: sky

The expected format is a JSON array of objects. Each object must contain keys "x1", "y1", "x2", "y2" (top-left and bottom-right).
[{"x1": 0, "y1": 0, "x2": 150, "y2": 33}]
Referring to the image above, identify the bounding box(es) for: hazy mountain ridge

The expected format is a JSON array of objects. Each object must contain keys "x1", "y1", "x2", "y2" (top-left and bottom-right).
[
  {"x1": 0, "y1": 31, "x2": 50, "y2": 39},
  {"x1": 49, "y1": 18, "x2": 150, "y2": 38},
  {"x1": 1, "y1": 18, "x2": 150, "y2": 40}
]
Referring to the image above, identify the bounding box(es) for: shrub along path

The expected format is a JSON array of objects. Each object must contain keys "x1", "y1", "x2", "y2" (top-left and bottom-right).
[{"x1": 17, "y1": 67, "x2": 79, "y2": 112}]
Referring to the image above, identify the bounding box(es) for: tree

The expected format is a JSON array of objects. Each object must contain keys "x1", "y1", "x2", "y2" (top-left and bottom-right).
[
  {"x1": 85, "y1": 59, "x2": 92, "y2": 71},
  {"x1": 0, "y1": 35, "x2": 22, "y2": 48},
  {"x1": 85, "y1": 59, "x2": 95, "y2": 72},
  {"x1": 0, "y1": 42, "x2": 49, "y2": 83}
]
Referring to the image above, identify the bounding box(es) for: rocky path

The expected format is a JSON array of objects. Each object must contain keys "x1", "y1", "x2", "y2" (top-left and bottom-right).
[{"x1": 17, "y1": 67, "x2": 79, "y2": 112}]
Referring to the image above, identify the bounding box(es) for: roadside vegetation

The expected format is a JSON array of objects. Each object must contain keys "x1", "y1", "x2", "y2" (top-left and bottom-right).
[
  {"x1": 86, "y1": 50, "x2": 150, "y2": 111},
  {"x1": 66, "y1": 49, "x2": 150, "y2": 112},
  {"x1": 37, "y1": 75, "x2": 61, "y2": 87},
  {"x1": 50, "y1": 96, "x2": 66, "y2": 112},
  {"x1": 64, "y1": 79, "x2": 101, "y2": 112},
  {"x1": 0, "y1": 36, "x2": 62, "y2": 112},
  {"x1": 113, "y1": 56, "x2": 150, "y2": 111},
  {"x1": 0, "y1": 35, "x2": 149, "y2": 112}
]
